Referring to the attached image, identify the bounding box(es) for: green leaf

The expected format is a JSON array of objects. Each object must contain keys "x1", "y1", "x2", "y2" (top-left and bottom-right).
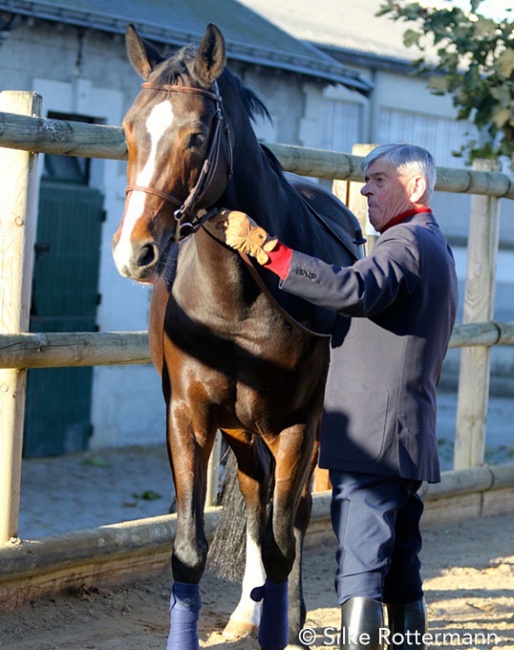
[
  {"x1": 404, "y1": 3, "x2": 424, "y2": 21},
  {"x1": 427, "y1": 75, "x2": 448, "y2": 94},
  {"x1": 496, "y1": 48, "x2": 514, "y2": 78},
  {"x1": 132, "y1": 490, "x2": 162, "y2": 501},
  {"x1": 492, "y1": 107, "x2": 513, "y2": 129},
  {"x1": 403, "y1": 28, "x2": 420, "y2": 47},
  {"x1": 474, "y1": 16, "x2": 499, "y2": 39}
]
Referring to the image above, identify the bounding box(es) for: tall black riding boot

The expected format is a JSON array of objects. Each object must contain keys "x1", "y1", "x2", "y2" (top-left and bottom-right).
[
  {"x1": 340, "y1": 597, "x2": 385, "y2": 650},
  {"x1": 386, "y1": 598, "x2": 427, "y2": 650}
]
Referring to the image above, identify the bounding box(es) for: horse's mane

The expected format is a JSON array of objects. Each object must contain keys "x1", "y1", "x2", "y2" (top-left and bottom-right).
[
  {"x1": 221, "y1": 67, "x2": 272, "y2": 126},
  {"x1": 260, "y1": 143, "x2": 286, "y2": 179}
]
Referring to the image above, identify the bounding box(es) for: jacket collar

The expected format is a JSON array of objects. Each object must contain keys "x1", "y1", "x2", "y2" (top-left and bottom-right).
[{"x1": 380, "y1": 206, "x2": 433, "y2": 233}]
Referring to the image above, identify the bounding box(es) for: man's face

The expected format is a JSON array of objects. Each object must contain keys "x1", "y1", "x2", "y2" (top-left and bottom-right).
[{"x1": 360, "y1": 159, "x2": 419, "y2": 233}]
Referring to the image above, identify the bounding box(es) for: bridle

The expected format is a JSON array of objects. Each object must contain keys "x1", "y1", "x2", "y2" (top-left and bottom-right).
[{"x1": 125, "y1": 81, "x2": 233, "y2": 241}]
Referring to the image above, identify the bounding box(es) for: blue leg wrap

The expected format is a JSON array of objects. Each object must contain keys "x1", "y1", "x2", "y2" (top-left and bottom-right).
[
  {"x1": 166, "y1": 581, "x2": 201, "y2": 650},
  {"x1": 251, "y1": 579, "x2": 288, "y2": 650}
]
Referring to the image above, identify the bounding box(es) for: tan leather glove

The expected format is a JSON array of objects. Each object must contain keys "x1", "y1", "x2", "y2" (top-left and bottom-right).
[{"x1": 212, "y1": 209, "x2": 278, "y2": 264}]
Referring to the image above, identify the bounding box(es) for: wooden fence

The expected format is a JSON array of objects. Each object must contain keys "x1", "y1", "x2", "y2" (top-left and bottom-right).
[{"x1": 1, "y1": 91, "x2": 514, "y2": 545}]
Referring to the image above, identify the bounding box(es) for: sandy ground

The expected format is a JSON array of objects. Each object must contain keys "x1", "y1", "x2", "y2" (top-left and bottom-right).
[
  {"x1": 1, "y1": 512, "x2": 514, "y2": 649},
  {"x1": 2, "y1": 391, "x2": 513, "y2": 649}
]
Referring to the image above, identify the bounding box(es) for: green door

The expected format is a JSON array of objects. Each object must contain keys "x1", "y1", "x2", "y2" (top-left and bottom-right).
[{"x1": 23, "y1": 180, "x2": 105, "y2": 457}]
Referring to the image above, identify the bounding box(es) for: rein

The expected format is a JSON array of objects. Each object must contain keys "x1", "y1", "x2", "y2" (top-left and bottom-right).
[
  {"x1": 202, "y1": 220, "x2": 331, "y2": 339},
  {"x1": 125, "y1": 81, "x2": 233, "y2": 241},
  {"x1": 239, "y1": 251, "x2": 331, "y2": 338}
]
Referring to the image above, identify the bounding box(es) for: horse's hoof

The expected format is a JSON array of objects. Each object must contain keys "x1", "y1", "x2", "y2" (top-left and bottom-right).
[{"x1": 222, "y1": 618, "x2": 258, "y2": 639}]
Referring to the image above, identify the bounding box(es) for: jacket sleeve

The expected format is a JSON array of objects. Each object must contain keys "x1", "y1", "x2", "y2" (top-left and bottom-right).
[{"x1": 279, "y1": 228, "x2": 421, "y2": 317}]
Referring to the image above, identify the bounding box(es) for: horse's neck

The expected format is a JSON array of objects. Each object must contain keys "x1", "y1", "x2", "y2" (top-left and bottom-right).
[
  {"x1": 224, "y1": 146, "x2": 294, "y2": 237},
  {"x1": 176, "y1": 228, "x2": 250, "y2": 316}
]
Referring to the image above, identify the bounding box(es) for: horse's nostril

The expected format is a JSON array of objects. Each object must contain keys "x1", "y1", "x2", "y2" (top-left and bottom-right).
[{"x1": 137, "y1": 243, "x2": 158, "y2": 268}]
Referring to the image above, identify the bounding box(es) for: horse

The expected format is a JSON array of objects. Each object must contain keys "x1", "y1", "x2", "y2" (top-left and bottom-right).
[{"x1": 112, "y1": 22, "x2": 362, "y2": 650}]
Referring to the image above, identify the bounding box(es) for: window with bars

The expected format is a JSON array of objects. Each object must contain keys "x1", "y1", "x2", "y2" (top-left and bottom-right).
[
  {"x1": 378, "y1": 108, "x2": 476, "y2": 168},
  {"x1": 319, "y1": 100, "x2": 476, "y2": 168},
  {"x1": 320, "y1": 100, "x2": 363, "y2": 154}
]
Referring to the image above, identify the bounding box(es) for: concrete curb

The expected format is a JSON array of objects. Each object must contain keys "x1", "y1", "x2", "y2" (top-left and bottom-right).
[{"x1": 2, "y1": 464, "x2": 514, "y2": 608}]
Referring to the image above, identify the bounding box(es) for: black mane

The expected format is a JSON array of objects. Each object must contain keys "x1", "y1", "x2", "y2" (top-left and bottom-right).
[{"x1": 236, "y1": 76, "x2": 272, "y2": 125}]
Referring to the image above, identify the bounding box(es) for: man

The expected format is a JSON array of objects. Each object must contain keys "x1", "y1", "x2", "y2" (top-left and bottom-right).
[{"x1": 215, "y1": 143, "x2": 458, "y2": 650}]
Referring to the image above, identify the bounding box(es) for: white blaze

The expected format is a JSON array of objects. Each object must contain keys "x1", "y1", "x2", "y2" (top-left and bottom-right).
[{"x1": 114, "y1": 100, "x2": 174, "y2": 270}]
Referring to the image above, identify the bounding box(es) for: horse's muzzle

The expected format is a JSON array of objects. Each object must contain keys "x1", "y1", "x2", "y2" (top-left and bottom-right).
[{"x1": 112, "y1": 233, "x2": 160, "y2": 283}]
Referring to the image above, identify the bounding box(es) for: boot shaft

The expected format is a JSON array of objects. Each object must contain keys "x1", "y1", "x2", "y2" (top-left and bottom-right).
[
  {"x1": 340, "y1": 597, "x2": 385, "y2": 650},
  {"x1": 386, "y1": 598, "x2": 427, "y2": 650}
]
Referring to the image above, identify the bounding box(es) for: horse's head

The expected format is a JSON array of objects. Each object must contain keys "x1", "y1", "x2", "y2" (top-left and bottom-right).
[{"x1": 112, "y1": 23, "x2": 232, "y2": 283}]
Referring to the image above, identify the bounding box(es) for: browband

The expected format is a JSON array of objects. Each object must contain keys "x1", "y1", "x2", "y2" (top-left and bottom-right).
[{"x1": 141, "y1": 82, "x2": 221, "y2": 103}]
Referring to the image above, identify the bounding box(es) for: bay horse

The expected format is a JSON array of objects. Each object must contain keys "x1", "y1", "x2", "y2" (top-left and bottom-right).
[{"x1": 112, "y1": 23, "x2": 362, "y2": 650}]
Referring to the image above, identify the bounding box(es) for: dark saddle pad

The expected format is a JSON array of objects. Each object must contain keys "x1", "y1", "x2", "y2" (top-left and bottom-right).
[{"x1": 285, "y1": 172, "x2": 363, "y2": 266}]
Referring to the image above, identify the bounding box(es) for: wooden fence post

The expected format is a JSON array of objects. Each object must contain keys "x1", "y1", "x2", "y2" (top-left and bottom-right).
[
  {"x1": 0, "y1": 91, "x2": 41, "y2": 542},
  {"x1": 333, "y1": 144, "x2": 379, "y2": 254},
  {"x1": 453, "y1": 159, "x2": 501, "y2": 470}
]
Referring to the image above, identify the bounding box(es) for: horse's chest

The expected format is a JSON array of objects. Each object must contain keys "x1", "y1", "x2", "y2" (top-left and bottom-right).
[
  {"x1": 164, "y1": 252, "x2": 324, "y2": 415},
  {"x1": 170, "y1": 260, "x2": 298, "y2": 359},
  {"x1": 162, "y1": 283, "x2": 327, "y2": 432},
  {"x1": 167, "y1": 290, "x2": 302, "y2": 366}
]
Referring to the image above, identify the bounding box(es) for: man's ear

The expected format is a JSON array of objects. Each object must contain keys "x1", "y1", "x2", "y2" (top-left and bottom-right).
[{"x1": 410, "y1": 176, "x2": 427, "y2": 203}]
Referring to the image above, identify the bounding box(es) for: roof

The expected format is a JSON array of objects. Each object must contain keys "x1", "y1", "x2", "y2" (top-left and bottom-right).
[
  {"x1": 235, "y1": 0, "x2": 430, "y2": 67},
  {"x1": 0, "y1": 0, "x2": 372, "y2": 92}
]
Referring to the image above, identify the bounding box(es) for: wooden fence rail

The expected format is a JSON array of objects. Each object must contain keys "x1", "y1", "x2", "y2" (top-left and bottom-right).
[
  {"x1": 2, "y1": 109, "x2": 514, "y2": 195},
  {"x1": 0, "y1": 322, "x2": 514, "y2": 369},
  {"x1": 1, "y1": 94, "x2": 514, "y2": 544}
]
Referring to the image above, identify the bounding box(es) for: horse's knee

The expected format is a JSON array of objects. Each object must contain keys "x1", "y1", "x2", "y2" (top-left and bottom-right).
[
  {"x1": 172, "y1": 534, "x2": 208, "y2": 583},
  {"x1": 261, "y1": 527, "x2": 296, "y2": 583}
]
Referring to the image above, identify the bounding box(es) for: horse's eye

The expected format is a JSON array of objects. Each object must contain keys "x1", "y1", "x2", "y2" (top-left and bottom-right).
[{"x1": 187, "y1": 132, "x2": 206, "y2": 150}]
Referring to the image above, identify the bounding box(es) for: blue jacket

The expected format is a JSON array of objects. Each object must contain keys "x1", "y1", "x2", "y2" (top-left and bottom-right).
[{"x1": 280, "y1": 211, "x2": 458, "y2": 483}]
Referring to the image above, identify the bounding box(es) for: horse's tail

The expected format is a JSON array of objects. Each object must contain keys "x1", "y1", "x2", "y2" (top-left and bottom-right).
[
  {"x1": 207, "y1": 438, "x2": 272, "y2": 582},
  {"x1": 207, "y1": 449, "x2": 246, "y2": 581}
]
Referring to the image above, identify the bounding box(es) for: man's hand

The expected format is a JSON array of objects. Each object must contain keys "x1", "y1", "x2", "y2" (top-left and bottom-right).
[{"x1": 211, "y1": 209, "x2": 278, "y2": 264}]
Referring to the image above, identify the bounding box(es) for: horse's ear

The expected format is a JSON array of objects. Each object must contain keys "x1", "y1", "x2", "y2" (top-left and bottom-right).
[
  {"x1": 194, "y1": 23, "x2": 226, "y2": 84},
  {"x1": 125, "y1": 23, "x2": 164, "y2": 79}
]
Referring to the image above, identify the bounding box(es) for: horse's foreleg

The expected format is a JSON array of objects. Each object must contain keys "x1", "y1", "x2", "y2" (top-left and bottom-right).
[
  {"x1": 166, "y1": 403, "x2": 216, "y2": 650},
  {"x1": 257, "y1": 425, "x2": 316, "y2": 650}
]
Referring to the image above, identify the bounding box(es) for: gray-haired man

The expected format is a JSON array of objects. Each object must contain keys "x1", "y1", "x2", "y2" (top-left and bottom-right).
[{"x1": 216, "y1": 144, "x2": 458, "y2": 650}]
